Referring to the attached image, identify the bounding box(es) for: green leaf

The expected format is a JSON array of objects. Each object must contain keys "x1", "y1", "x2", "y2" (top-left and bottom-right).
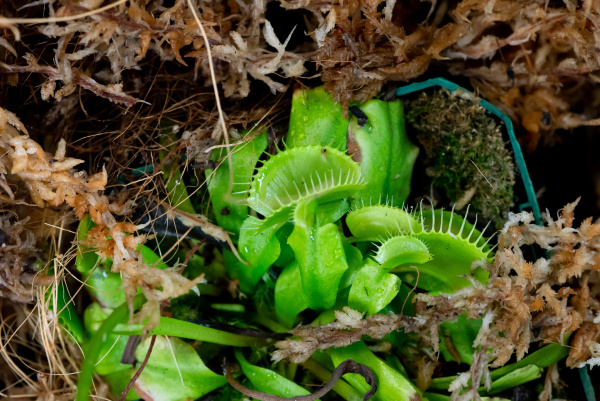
[
  {"x1": 76, "y1": 298, "x2": 133, "y2": 401},
  {"x1": 346, "y1": 205, "x2": 422, "y2": 242},
  {"x1": 348, "y1": 259, "x2": 401, "y2": 315},
  {"x1": 48, "y1": 280, "x2": 84, "y2": 344},
  {"x1": 275, "y1": 261, "x2": 308, "y2": 328},
  {"x1": 373, "y1": 235, "x2": 431, "y2": 271},
  {"x1": 86, "y1": 260, "x2": 126, "y2": 309},
  {"x1": 387, "y1": 209, "x2": 493, "y2": 293},
  {"x1": 234, "y1": 349, "x2": 313, "y2": 398},
  {"x1": 484, "y1": 365, "x2": 542, "y2": 395},
  {"x1": 387, "y1": 100, "x2": 420, "y2": 204},
  {"x1": 287, "y1": 87, "x2": 348, "y2": 150},
  {"x1": 347, "y1": 100, "x2": 418, "y2": 207},
  {"x1": 316, "y1": 199, "x2": 350, "y2": 226},
  {"x1": 83, "y1": 303, "x2": 132, "y2": 375},
  {"x1": 398, "y1": 230, "x2": 490, "y2": 292},
  {"x1": 163, "y1": 166, "x2": 196, "y2": 214},
  {"x1": 206, "y1": 131, "x2": 268, "y2": 239},
  {"x1": 430, "y1": 342, "x2": 569, "y2": 391},
  {"x1": 248, "y1": 145, "x2": 364, "y2": 218},
  {"x1": 134, "y1": 336, "x2": 228, "y2": 401},
  {"x1": 439, "y1": 314, "x2": 482, "y2": 365},
  {"x1": 338, "y1": 243, "x2": 365, "y2": 291},
  {"x1": 233, "y1": 216, "x2": 282, "y2": 292},
  {"x1": 330, "y1": 341, "x2": 421, "y2": 401},
  {"x1": 289, "y1": 199, "x2": 348, "y2": 310},
  {"x1": 273, "y1": 223, "x2": 296, "y2": 268},
  {"x1": 112, "y1": 316, "x2": 261, "y2": 347},
  {"x1": 420, "y1": 208, "x2": 492, "y2": 250}
]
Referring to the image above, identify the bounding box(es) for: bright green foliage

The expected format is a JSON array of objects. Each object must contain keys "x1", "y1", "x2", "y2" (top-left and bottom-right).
[
  {"x1": 86, "y1": 260, "x2": 126, "y2": 308},
  {"x1": 330, "y1": 341, "x2": 421, "y2": 401},
  {"x1": 347, "y1": 99, "x2": 419, "y2": 207},
  {"x1": 135, "y1": 336, "x2": 228, "y2": 401},
  {"x1": 82, "y1": 302, "x2": 139, "y2": 400},
  {"x1": 419, "y1": 208, "x2": 492, "y2": 250},
  {"x1": 47, "y1": 280, "x2": 84, "y2": 344},
  {"x1": 164, "y1": 166, "x2": 196, "y2": 214},
  {"x1": 71, "y1": 85, "x2": 539, "y2": 401},
  {"x1": 485, "y1": 365, "x2": 542, "y2": 395},
  {"x1": 234, "y1": 216, "x2": 282, "y2": 292},
  {"x1": 348, "y1": 260, "x2": 400, "y2": 315},
  {"x1": 274, "y1": 223, "x2": 296, "y2": 267},
  {"x1": 346, "y1": 205, "x2": 421, "y2": 241},
  {"x1": 374, "y1": 236, "x2": 431, "y2": 271},
  {"x1": 275, "y1": 261, "x2": 308, "y2": 327},
  {"x1": 206, "y1": 131, "x2": 268, "y2": 239},
  {"x1": 76, "y1": 298, "x2": 134, "y2": 401},
  {"x1": 439, "y1": 314, "x2": 482, "y2": 365},
  {"x1": 338, "y1": 243, "x2": 365, "y2": 291},
  {"x1": 247, "y1": 145, "x2": 364, "y2": 218},
  {"x1": 83, "y1": 303, "x2": 133, "y2": 376},
  {"x1": 234, "y1": 349, "x2": 313, "y2": 397},
  {"x1": 398, "y1": 229, "x2": 490, "y2": 292},
  {"x1": 288, "y1": 87, "x2": 349, "y2": 150},
  {"x1": 317, "y1": 198, "x2": 350, "y2": 226},
  {"x1": 289, "y1": 199, "x2": 348, "y2": 310},
  {"x1": 388, "y1": 207, "x2": 494, "y2": 293}
]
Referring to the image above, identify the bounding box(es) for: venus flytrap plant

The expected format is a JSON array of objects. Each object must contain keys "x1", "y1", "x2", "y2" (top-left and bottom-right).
[
  {"x1": 233, "y1": 216, "x2": 283, "y2": 292},
  {"x1": 275, "y1": 261, "x2": 308, "y2": 327},
  {"x1": 133, "y1": 336, "x2": 228, "y2": 401},
  {"x1": 345, "y1": 204, "x2": 422, "y2": 242},
  {"x1": 289, "y1": 198, "x2": 349, "y2": 310},
  {"x1": 347, "y1": 259, "x2": 401, "y2": 316},
  {"x1": 347, "y1": 99, "x2": 419, "y2": 207},
  {"x1": 72, "y1": 84, "x2": 546, "y2": 401},
  {"x1": 400, "y1": 206, "x2": 494, "y2": 292},
  {"x1": 288, "y1": 87, "x2": 349, "y2": 150},
  {"x1": 247, "y1": 145, "x2": 365, "y2": 228},
  {"x1": 234, "y1": 349, "x2": 313, "y2": 398}
]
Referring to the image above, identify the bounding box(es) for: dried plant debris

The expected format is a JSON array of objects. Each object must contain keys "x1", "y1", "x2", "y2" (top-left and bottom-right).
[
  {"x1": 405, "y1": 88, "x2": 515, "y2": 228},
  {"x1": 0, "y1": 213, "x2": 48, "y2": 303},
  {"x1": 2, "y1": 0, "x2": 600, "y2": 146},
  {"x1": 0, "y1": 0, "x2": 307, "y2": 103}
]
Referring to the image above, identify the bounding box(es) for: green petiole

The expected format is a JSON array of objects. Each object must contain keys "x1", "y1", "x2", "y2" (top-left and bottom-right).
[{"x1": 111, "y1": 316, "x2": 262, "y2": 347}]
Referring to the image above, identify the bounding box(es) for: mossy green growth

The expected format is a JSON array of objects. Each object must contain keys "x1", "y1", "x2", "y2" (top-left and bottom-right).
[{"x1": 405, "y1": 88, "x2": 515, "y2": 228}]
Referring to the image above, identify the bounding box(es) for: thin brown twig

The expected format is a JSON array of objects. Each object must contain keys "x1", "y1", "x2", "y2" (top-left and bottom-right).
[
  {"x1": 180, "y1": 239, "x2": 205, "y2": 273},
  {"x1": 119, "y1": 335, "x2": 157, "y2": 401}
]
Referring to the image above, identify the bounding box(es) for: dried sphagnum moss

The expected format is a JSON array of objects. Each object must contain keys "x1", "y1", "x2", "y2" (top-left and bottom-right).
[
  {"x1": 3, "y1": 0, "x2": 600, "y2": 147},
  {"x1": 406, "y1": 88, "x2": 516, "y2": 228}
]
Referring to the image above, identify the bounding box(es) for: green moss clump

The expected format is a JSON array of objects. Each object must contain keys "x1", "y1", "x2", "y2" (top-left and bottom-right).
[{"x1": 405, "y1": 88, "x2": 515, "y2": 228}]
